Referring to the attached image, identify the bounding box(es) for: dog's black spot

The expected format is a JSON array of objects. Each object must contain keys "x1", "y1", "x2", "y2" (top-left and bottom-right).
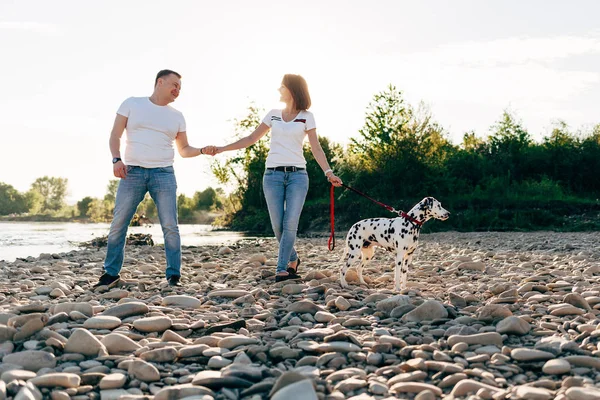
[
  {"x1": 389, "y1": 227, "x2": 395, "y2": 234},
  {"x1": 363, "y1": 241, "x2": 371, "y2": 248}
]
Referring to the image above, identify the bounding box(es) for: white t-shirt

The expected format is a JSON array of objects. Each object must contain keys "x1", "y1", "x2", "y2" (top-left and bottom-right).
[
  {"x1": 116, "y1": 97, "x2": 186, "y2": 168},
  {"x1": 262, "y1": 109, "x2": 316, "y2": 168}
]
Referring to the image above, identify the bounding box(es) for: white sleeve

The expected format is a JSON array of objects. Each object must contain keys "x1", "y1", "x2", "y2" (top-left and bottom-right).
[
  {"x1": 179, "y1": 113, "x2": 187, "y2": 132},
  {"x1": 261, "y1": 110, "x2": 274, "y2": 127},
  {"x1": 305, "y1": 112, "x2": 316, "y2": 131},
  {"x1": 116, "y1": 97, "x2": 133, "y2": 117}
]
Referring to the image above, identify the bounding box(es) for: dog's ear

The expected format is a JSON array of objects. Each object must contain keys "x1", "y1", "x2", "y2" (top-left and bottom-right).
[{"x1": 425, "y1": 197, "x2": 434, "y2": 208}]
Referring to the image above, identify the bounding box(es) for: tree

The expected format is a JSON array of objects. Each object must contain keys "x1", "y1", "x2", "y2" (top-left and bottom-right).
[
  {"x1": 210, "y1": 103, "x2": 270, "y2": 212},
  {"x1": 30, "y1": 176, "x2": 68, "y2": 212},
  {"x1": 0, "y1": 183, "x2": 28, "y2": 215},
  {"x1": 77, "y1": 196, "x2": 94, "y2": 218},
  {"x1": 104, "y1": 180, "x2": 119, "y2": 203}
]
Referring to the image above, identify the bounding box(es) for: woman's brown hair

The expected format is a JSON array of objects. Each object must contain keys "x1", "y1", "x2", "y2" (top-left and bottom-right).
[{"x1": 282, "y1": 74, "x2": 311, "y2": 110}]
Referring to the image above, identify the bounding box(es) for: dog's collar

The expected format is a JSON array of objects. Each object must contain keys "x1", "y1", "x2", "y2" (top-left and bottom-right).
[{"x1": 399, "y1": 211, "x2": 423, "y2": 228}]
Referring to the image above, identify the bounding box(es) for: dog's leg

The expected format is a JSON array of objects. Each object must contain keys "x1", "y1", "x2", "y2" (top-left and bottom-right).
[
  {"x1": 357, "y1": 246, "x2": 375, "y2": 286},
  {"x1": 394, "y1": 250, "x2": 406, "y2": 292},
  {"x1": 401, "y1": 251, "x2": 414, "y2": 290},
  {"x1": 340, "y1": 249, "x2": 358, "y2": 288}
]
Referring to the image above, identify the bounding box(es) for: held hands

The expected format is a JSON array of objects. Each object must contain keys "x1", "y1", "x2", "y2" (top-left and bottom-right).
[
  {"x1": 327, "y1": 171, "x2": 343, "y2": 187},
  {"x1": 113, "y1": 161, "x2": 127, "y2": 179},
  {"x1": 201, "y1": 146, "x2": 224, "y2": 156}
]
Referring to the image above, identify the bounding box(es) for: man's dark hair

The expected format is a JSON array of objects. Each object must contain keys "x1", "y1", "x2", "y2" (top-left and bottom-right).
[{"x1": 155, "y1": 69, "x2": 181, "y2": 86}]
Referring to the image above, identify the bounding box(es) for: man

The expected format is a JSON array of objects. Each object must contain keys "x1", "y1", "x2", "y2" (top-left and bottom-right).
[{"x1": 95, "y1": 69, "x2": 212, "y2": 288}]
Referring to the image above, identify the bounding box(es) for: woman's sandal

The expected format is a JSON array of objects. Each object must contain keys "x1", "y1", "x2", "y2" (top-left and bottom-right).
[
  {"x1": 287, "y1": 257, "x2": 301, "y2": 275},
  {"x1": 275, "y1": 272, "x2": 302, "y2": 282}
]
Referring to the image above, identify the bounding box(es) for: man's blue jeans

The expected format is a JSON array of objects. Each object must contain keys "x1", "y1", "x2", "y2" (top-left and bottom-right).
[
  {"x1": 262, "y1": 169, "x2": 309, "y2": 273},
  {"x1": 104, "y1": 166, "x2": 181, "y2": 278}
]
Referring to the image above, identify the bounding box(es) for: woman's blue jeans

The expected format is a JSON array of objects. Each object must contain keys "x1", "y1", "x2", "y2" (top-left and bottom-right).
[
  {"x1": 262, "y1": 169, "x2": 309, "y2": 273},
  {"x1": 104, "y1": 166, "x2": 181, "y2": 278}
]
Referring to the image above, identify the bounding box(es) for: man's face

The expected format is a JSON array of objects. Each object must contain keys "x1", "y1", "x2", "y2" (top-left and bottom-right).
[{"x1": 158, "y1": 74, "x2": 181, "y2": 102}]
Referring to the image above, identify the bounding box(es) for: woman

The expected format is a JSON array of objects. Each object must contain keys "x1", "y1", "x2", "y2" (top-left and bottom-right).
[{"x1": 210, "y1": 74, "x2": 342, "y2": 282}]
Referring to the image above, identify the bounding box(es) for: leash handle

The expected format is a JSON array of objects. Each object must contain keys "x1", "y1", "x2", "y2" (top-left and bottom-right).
[{"x1": 328, "y1": 185, "x2": 335, "y2": 251}]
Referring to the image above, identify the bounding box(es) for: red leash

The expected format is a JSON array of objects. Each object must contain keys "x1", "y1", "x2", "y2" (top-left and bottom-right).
[
  {"x1": 328, "y1": 183, "x2": 423, "y2": 251},
  {"x1": 328, "y1": 185, "x2": 336, "y2": 251}
]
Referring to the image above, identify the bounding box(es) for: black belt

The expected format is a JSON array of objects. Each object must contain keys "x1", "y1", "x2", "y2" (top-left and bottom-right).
[{"x1": 267, "y1": 166, "x2": 305, "y2": 172}]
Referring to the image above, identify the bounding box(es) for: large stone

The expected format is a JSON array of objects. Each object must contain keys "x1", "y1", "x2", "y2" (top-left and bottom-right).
[
  {"x1": 281, "y1": 284, "x2": 306, "y2": 295},
  {"x1": 511, "y1": 348, "x2": 555, "y2": 362},
  {"x1": 549, "y1": 304, "x2": 585, "y2": 316},
  {"x1": 192, "y1": 370, "x2": 254, "y2": 389},
  {"x1": 2, "y1": 351, "x2": 56, "y2": 372},
  {"x1": 139, "y1": 347, "x2": 178, "y2": 363},
  {"x1": 564, "y1": 293, "x2": 592, "y2": 311},
  {"x1": 564, "y1": 355, "x2": 600, "y2": 370},
  {"x1": 542, "y1": 359, "x2": 571, "y2": 375},
  {"x1": 496, "y1": 316, "x2": 531, "y2": 335},
  {"x1": 390, "y1": 382, "x2": 443, "y2": 396},
  {"x1": 29, "y1": 373, "x2": 80, "y2": 388},
  {"x1": 447, "y1": 333, "x2": 503, "y2": 347},
  {"x1": 153, "y1": 384, "x2": 215, "y2": 400},
  {"x1": 208, "y1": 290, "x2": 251, "y2": 299},
  {"x1": 161, "y1": 295, "x2": 202, "y2": 308},
  {"x1": 64, "y1": 328, "x2": 106, "y2": 356},
  {"x1": 287, "y1": 300, "x2": 324, "y2": 315},
  {"x1": 514, "y1": 386, "x2": 553, "y2": 400},
  {"x1": 376, "y1": 295, "x2": 411, "y2": 314},
  {"x1": 316, "y1": 342, "x2": 361, "y2": 353},
  {"x1": 402, "y1": 300, "x2": 447, "y2": 323},
  {"x1": 477, "y1": 304, "x2": 513, "y2": 321},
  {"x1": 128, "y1": 359, "x2": 160, "y2": 382},
  {"x1": 218, "y1": 335, "x2": 259, "y2": 349},
  {"x1": 565, "y1": 387, "x2": 600, "y2": 400},
  {"x1": 100, "y1": 302, "x2": 149, "y2": 318},
  {"x1": 98, "y1": 373, "x2": 127, "y2": 390},
  {"x1": 0, "y1": 325, "x2": 16, "y2": 343},
  {"x1": 133, "y1": 316, "x2": 172, "y2": 333},
  {"x1": 457, "y1": 261, "x2": 485, "y2": 271},
  {"x1": 1, "y1": 369, "x2": 37, "y2": 382},
  {"x1": 51, "y1": 303, "x2": 93, "y2": 317},
  {"x1": 450, "y1": 379, "x2": 503, "y2": 397},
  {"x1": 326, "y1": 368, "x2": 367, "y2": 382},
  {"x1": 101, "y1": 333, "x2": 142, "y2": 354},
  {"x1": 83, "y1": 316, "x2": 122, "y2": 330}
]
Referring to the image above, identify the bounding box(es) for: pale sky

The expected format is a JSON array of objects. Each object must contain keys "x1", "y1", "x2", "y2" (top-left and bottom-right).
[{"x1": 2, "y1": 0, "x2": 599, "y2": 203}]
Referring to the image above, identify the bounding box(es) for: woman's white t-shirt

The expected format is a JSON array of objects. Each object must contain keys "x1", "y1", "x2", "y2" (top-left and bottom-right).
[
  {"x1": 261, "y1": 109, "x2": 316, "y2": 168},
  {"x1": 117, "y1": 97, "x2": 186, "y2": 168}
]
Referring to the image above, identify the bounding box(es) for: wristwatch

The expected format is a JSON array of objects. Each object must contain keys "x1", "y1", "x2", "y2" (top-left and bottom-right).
[{"x1": 112, "y1": 157, "x2": 122, "y2": 164}]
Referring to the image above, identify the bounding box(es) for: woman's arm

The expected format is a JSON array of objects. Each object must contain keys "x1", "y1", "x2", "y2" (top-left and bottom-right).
[
  {"x1": 307, "y1": 129, "x2": 343, "y2": 186},
  {"x1": 216, "y1": 123, "x2": 271, "y2": 154}
]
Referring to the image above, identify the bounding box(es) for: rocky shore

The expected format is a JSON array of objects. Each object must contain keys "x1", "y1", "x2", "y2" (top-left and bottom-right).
[{"x1": 1, "y1": 231, "x2": 600, "y2": 400}]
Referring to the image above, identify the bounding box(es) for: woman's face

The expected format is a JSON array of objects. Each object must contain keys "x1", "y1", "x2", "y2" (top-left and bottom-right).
[{"x1": 278, "y1": 84, "x2": 292, "y2": 103}]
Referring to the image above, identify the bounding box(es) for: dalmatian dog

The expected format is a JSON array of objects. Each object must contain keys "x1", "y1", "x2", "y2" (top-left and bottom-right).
[{"x1": 340, "y1": 197, "x2": 450, "y2": 291}]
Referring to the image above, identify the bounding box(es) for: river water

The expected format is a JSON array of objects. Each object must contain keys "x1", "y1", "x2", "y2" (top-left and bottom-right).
[{"x1": 0, "y1": 222, "x2": 249, "y2": 262}]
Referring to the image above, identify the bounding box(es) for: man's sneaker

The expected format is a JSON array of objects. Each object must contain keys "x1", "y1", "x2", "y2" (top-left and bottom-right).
[
  {"x1": 93, "y1": 273, "x2": 120, "y2": 288},
  {"x1": 167, "y1": 275, "x2": 182, "y2": 287}
]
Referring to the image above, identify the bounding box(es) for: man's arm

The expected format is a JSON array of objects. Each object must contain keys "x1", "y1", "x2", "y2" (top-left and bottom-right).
[
  {"x1": 176, "y1": 131, "x2": 209, "y2": 157},
  {"x1": 110, "y1": 114, "x2": 128, "y2": 178}
]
